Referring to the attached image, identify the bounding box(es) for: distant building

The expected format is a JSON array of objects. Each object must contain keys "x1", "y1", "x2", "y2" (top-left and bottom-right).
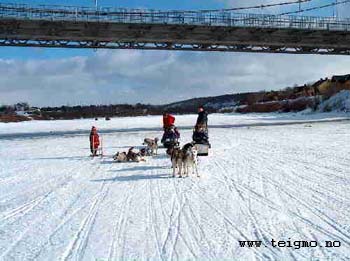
[
  {"x1": 331, "y1": 74, "x2": 350, "y2": 83},
  {"x1": 14, "y1": 102, "x2": 30, "y2": 112}
]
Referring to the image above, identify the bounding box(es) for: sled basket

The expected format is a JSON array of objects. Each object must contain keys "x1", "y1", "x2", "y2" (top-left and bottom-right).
[{"x1": 194, "y1": 143, "x2": 209, "y2": 156}]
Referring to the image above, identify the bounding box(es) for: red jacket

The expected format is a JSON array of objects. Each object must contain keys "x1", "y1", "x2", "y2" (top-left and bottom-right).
[
  {"x1": 90, "y1": 132, "x2": 100, "y2": 149},
  {"x1": 163, "y1": 114, "x2": 175, "y2": 128}
]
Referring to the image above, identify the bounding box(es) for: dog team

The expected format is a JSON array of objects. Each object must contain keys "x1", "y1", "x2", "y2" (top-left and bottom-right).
[
  {"x1": 89, "y1": 107, "x2": 209, "y2": 178},
  {"x1": 110, "y1": 137, "x2": 199, "y2": 178},
  {"x1": 113, "y1": 138, "x2": 159, "y2": 163}
]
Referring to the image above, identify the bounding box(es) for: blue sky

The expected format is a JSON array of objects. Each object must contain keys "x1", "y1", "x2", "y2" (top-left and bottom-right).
[
  {"x1": 4, "y1": 0, "x2": 340, "y2": 15},
  {"x1": 1, "y1": 0, "x2": 350, "y2": 106},
  {"x1": 6, "y1": 0, "x2": 223, "y2": 9}
]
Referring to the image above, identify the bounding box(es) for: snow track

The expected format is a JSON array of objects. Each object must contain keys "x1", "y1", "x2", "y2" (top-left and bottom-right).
[
  {"x1": 61, "y1": 181, "x2": 109, "y2": 261},
  {"x1": 1, "y1": 115, "x2": 350, "y2": 260}
]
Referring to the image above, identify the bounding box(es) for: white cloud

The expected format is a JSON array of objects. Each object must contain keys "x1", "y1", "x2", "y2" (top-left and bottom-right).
[{"x1": 1, "y1": 49, "x2": 350, "y2": 107}]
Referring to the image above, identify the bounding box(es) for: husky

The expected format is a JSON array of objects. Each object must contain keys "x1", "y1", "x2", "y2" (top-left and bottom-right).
[
  {"x1": 113, "y1": 147, "x2": 145, "y2": 163},
  {"x1": 171, "y1": 147, "x2": 184, "y2": 178},
  {"x1": 143, "y1": 138, "x2": 159, "y2": 155},
  {"x1": 166, "y1": 146, "x2": 174, "y2": 156},
  {"x1": 181, "y1": 143, "x2": 199, "y2": 177},
  {"x1": 140, "y1": 147, "x2": 151, "y2": 157},
  {"x1": 113, "y1": 152, "x2": 128, "y2": 162},
  {"x1": 127, "y1": 147, "x2": 144, "y2": 162}
]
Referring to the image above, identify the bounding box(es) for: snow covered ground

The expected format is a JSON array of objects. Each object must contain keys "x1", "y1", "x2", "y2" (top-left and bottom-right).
[
  {"x1": 1, "y1": 112, "x2": 350, "y2": 137},
  {"x1": 1, "y1": 113, "x2": 350, "y2": 260}
]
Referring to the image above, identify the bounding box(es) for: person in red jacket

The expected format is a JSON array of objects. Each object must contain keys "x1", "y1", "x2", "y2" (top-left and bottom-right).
[
  {"x1": 163, "y1": 113, "x2": 176, "y2": 130},
  {"x1": 89, "y1": 126, "x2": 100, "y2": 156}
]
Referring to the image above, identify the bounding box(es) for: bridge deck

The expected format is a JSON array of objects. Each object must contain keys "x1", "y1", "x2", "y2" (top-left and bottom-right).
[{"x1": 0, "y1": 3, "x2": 350, "y2": 54}]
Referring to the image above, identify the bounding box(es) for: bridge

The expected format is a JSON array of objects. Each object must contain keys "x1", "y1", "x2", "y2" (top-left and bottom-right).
[{"x1": 1, "y1": 3, "x2": 350, "y2": 55}]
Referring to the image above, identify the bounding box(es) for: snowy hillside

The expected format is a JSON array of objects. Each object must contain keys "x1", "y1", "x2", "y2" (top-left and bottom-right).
[
  {"x1": 1, "y1": 114, "x2": 350, "y2": 260},
  {"x1": 319, "y1": 90, "x2": 350, "y2": 112}
]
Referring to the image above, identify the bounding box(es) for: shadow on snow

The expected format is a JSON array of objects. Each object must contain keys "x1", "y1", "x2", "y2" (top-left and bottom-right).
[{"x1": 91, "y1": 173, "x2": 170, "y2": 182}]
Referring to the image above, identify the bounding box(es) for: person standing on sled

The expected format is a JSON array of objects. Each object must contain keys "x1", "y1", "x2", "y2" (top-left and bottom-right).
[
  {"x1": 195, "y1": 106, "x2": 208, "y2": 130},
  {"x1": 193, "y1": 106, "x2": 210, "y2": 147},
  {"x1": 89, "y1": 126, "x2": 100, "y2": 156}
]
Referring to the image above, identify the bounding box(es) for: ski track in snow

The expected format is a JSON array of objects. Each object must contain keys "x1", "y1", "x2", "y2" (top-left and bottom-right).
[
  {"x1": 60, "y1": 180, "x2": 109, "y2": 261},
  {"x1": 0, "y1": 114, "x2": 350, "y2": 260}
]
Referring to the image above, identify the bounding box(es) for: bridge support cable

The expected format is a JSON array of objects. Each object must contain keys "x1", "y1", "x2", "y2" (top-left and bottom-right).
[
  {"x1": 0, "y1": 1, "x2": 312, "y2": 16},
  {"x1": 279, "y1": 0, "x2": 350, "y2": 15}
]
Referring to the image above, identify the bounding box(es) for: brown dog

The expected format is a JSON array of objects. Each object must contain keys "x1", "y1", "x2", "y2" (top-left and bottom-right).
[{"x1": 143, "y1": 138, "x2": 159, "y2": 155}]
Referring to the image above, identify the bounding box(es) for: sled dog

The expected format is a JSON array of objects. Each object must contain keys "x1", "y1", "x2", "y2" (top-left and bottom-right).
[
  {"x1": 166, "y1": 142, "x2": 181, "y2": 157},
  {"x1": 113, "y1": 147, "x2": 145, "y2": 163},
  {"x1": 182, "y1": 143, "x2": 199, "y2": 177},
  {"x1": 166, "y1": 147, "x2": 174, "y2": 156},
  {"x1": 171, "y1": 147, "x2": 184, "y2": 177},
  {"x1": 113, "y1": 152, "x2": 128, "y2": 162},
  {"x1": 143, "y1": 138, "x2": 159, "y2": 155},
  {"x1": 127, "y1": 147, "x2": 144, "y2": 162},
  {"x1": 140, "y1": 147, "x2": 151, "y2": 157}
]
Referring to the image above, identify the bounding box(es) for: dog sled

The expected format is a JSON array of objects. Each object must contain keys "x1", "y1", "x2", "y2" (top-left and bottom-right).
[
  {"x1": 161, "y1": 127, "x2": 179, "y2": 149},
  {"x1": 192, "y1": 126, "x2": 210, "y2": 156}
]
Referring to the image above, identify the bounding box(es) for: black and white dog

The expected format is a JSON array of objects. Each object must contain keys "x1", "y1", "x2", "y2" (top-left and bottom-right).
[
  {"x1": 181, "y1": 143, "x2": 199, "y2": 177},
  {"x1": 113, "y1": 152, "x2": 128, "y2": 162},
  {"x1": 113, "y1": 147, "x2": 145, "y2": 162},
  {"x1": 171, "y1": 142, "x2": 199, "y2": 178}
]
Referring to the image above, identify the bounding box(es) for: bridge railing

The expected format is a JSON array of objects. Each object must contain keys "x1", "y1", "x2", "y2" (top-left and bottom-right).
[{"x1": 1, "y1": 3, "x2": 350, "y2": 31}]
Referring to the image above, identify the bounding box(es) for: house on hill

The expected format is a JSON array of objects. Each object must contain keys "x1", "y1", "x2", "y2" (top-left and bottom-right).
[
  {"x1": 316, "y1": 74, "x2": 350, "y2": 98},
  {"x1": 292, "y1": 85, "x2": 316, "y2": 98},
  {"x1": 331, "y1": 74, "x2": 350, "y2": 83}
]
